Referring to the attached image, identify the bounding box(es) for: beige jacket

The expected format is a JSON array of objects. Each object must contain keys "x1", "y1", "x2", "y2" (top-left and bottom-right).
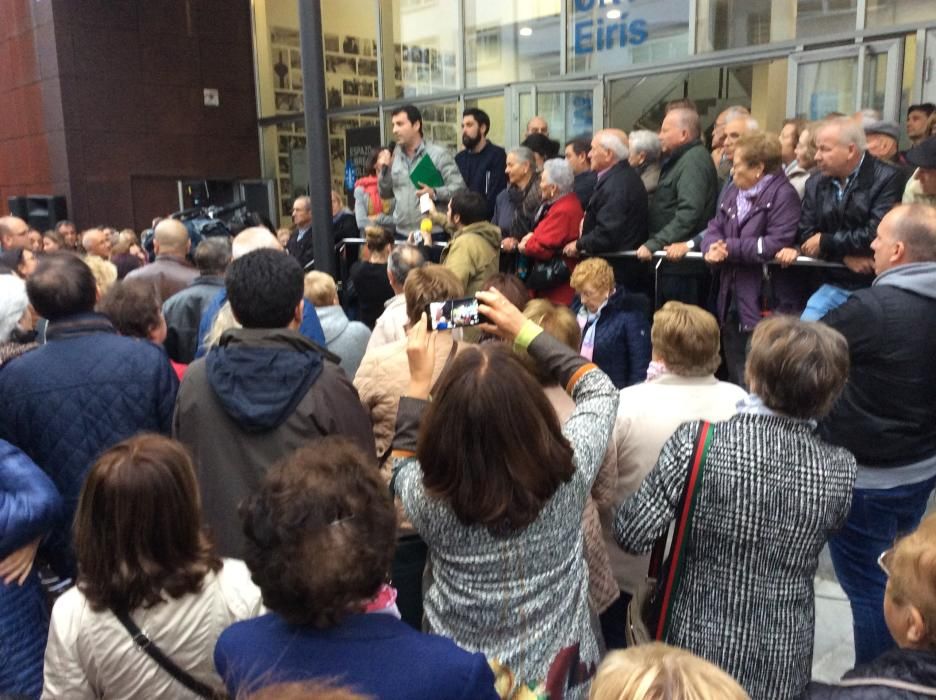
[
  {"x1": 602, "y1": 374, "x2": 747, "y2": 594},
  {"x1": 42, "y1": 559, "x2": 262, "y2": 699},
  {"x1": 364, "y1": 294, "x2": 409, "y2": 355}
]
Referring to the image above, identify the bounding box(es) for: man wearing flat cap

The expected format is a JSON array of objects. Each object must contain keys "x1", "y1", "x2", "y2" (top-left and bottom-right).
[
  {"x1": 902, "y1": 136, "x2": 936, "y2": 207},
  {"x1": 864, "y1": 119, "x2": 913, "y2": 192}
]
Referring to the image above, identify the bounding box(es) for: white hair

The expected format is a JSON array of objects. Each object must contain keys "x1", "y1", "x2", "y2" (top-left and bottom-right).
[
  {"x1": 628, "y1": 130, "x2": 662, "y2": 164},
  {"x1": 820, "y1": 117, "x2": 867, "y2": 153},
  {"x1": 542, "y1": 158, "x2": 575, "y2": 196},
  {"x1": 0, "y1": 275, "x2": 28, "y2": 343},
  {"x1": 507, "y1": 146, "x2": 536, "y2": 168},
  {"x1": 596, "y1": 131, "x2": 629, "y2": 161},
  {"x1": 722, "y1": 106, "x2": 750, "y2": 123}
]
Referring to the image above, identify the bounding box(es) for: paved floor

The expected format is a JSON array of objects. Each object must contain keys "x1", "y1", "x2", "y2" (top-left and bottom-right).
[{"x1": 812, "y1": 574, "x2": 854, "y2": 683}]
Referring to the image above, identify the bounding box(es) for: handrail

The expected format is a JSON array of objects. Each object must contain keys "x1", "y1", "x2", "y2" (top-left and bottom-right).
[{"x1": 335, "y1": 238, "x2": 847, "y2": 269}]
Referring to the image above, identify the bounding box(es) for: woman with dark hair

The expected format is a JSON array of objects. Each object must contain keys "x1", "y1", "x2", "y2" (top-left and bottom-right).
[
  {"x1": 613, "y1": 316, "x2": 857, "y2": 700},
  {"x1": 42, "y1": 434, "x2": 262, "y2": 699},
  {"x1": 390, "y1": 287, "x2": 619, "y2": 698},
  {"x1": 215, "y1": 436, "x2": 497, "y2": 700},
  {"x1": 348, "y1": 226, "x2": 395, "y2": 329},
  {"x1": 353, "y1": 146, "x2": 395, "y2": 231},
  {"x1": 701, "y1": 131, "x2": 801, "y2": 387}
]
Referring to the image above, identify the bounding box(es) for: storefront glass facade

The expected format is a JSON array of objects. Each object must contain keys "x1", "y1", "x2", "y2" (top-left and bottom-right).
[{"x1": 251, "y1": 0, "x2": 936, "y2": 227}]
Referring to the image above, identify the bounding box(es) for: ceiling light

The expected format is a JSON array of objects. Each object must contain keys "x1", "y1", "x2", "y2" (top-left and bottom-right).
[
  {"x1": 606, "y1": 9, "x2": 622, "y2": 19},
  {"x1": 519, "y1": 26, "x2": 533, "y2": 37}
]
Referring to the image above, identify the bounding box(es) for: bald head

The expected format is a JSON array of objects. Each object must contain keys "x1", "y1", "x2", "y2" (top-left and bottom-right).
[
  {"x1": 153, "y1": 218, "x2": 191, "y2": 256},
  {"x1": 0, "y1": 216, "x2": 29, "y2": 251},
  {"x1": 81, "y1": 228, "x2": 111, "y2": 259},
  {"x1": 888, "y1": 204, "x2": 936, "y2": 264},
  {"x1": 232, "y1": 226, "x2": 282, "y2": 260},
  {"x1": 526, "y1": 116, "x2": 549, "y2": 136}
]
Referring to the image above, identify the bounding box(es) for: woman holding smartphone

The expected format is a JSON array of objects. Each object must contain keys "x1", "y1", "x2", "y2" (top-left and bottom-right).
[{"x1": 389, "y1": 288, "x2": 618, "y2": 699}]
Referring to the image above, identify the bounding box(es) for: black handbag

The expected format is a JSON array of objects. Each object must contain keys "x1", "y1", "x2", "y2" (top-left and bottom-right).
[{"x1": 523, "y1": 252, "x2": 570, "y2": 291}]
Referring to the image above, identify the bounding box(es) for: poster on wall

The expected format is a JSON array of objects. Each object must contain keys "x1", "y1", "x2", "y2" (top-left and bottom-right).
[{"x1": 344, "y1": 126, "x2": 381, "y2": 194}]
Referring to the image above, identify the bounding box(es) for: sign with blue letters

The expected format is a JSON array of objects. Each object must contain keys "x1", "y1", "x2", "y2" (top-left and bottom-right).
[{"x1": 573, "y1": 0, "x2": 649, "y2": 55}]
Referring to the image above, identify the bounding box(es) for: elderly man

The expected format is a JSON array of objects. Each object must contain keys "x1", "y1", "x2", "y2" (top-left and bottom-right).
[
  {"x1": 641, "y1": 108, "x2": 718, "y2": 260},
  {"x1": 0, "y1": 216, "x2": 29, "y2": 251},
  {"x1": 563, "y1": 130, "x2": 647, "y2": 257},
  {"x1": 794, "y1": 117, "x2": 903, "y2": 318},
  {"x1": 820, "y1": 203, "x2": 936, "y2": 666},
  {"x1": 526, "y1": 115, "x2": 549, "y2": 136},
  {"x1": 366, "y1": 243, "x2": 424, "y2": 351},
  {"x1": 124, "y1": 218, "x2": 197, "y2": 302},
  {"x1": 719, "y1": 115, "x2": 759, "y2": 188},
  {"x1": 902, "y1": 136, "x2": 936, "y2": 206},
  {"x1": 711, "y1": 105, "x2": 749, "y2": 173},
  {"x1": 80, "y1": 228, "x2": 111, "y2": 260},
  {"x1": 286, "y1": 195, "x2": 315, "y2": 269}
]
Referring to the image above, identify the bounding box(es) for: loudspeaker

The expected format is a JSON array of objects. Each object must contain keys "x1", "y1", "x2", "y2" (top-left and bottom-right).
[
  {"x1": 7, "y1": 196, "x2": 28, "y2": 220},
  {"x1": 26, "y1": 195, "x2": 68, "y2": 231}
]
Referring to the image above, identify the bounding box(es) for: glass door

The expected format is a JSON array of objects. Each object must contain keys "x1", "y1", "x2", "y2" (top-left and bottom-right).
[
  {"x1": 787, "y1": 40, "x2": 904, "y2": 120},
  {"x1": 511, "y1": 81, "x2": 604, "y2": 146}
]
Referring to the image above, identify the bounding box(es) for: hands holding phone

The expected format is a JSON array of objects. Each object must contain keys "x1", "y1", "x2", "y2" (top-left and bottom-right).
[
  {"x1": 406, "y1": 315, "x2": 437, "y2": 400},
  {"x1": 476, "y1": 288, "x2": 526, "y2": 344}
]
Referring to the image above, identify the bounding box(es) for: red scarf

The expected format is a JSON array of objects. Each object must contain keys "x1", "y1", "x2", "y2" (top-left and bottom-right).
[{"x1": 356, "y1": 175, "x2": 382, "y2": 215}]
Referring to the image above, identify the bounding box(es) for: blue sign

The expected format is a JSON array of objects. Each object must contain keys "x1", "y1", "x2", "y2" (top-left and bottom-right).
[{"x1": 573, "y1": 0, "x2": 648, "y2": 55}]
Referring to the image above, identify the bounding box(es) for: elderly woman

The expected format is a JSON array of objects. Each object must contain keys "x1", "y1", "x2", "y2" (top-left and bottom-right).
[
  {"x1": 599, "y1": 302, "x2": 746, "y2": 649},
  {"x1": 391, "y1": 288, "x2": 619, "y2": 698},
  {"x1": 786, "y1": 123, "x2": 817, "y2": 200},
  {"x1": 613, "y1": 316, "x2": 856, "y2": 700},
  {"x1": 701, "y1": 131, "x2": 801, "y2": 387},
  {"x1": 43, "y1": 434, "x2": 263, "y2": 698},
  {"x1": 215, "y1": 437, "x2": 497, "y2": 700},
  {"x1": 492, "y1": 146, "x2": 542, "y2": 258},
  {"x1": 518, "y1": 158, "x2": 584, "y2": 305},
  {"x1": 0, "y1": 274, "x2": 37, "y2": 366},
  {"x1": 627, "y1": 129, "x2": 662, "y2": 197}
]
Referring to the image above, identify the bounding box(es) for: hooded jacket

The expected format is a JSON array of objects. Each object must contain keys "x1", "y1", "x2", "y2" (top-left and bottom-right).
[
  {"x1": 820, "y1": 262, "x2": 936, "y2": 468},
  {"x1": 440, "y1": 220, "x2": 501, "y2": 297},
  {"x1": 316, "y1": 305, "x2": 371, "y2": 379},
  {"x1": 173, "y1": 327, "x2": 375, "y2": 558}
]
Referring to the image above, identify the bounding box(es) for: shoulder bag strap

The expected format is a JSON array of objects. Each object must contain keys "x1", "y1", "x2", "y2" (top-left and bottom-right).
[
  {"x1": 114, "y1": 609, "x2": 224, "y2": 699},
  {"x1": 654, "y1": 420, "x2": 713, "y2": 640}
]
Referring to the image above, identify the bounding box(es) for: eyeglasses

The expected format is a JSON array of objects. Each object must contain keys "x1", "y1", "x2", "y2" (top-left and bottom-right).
[{"x1": 878, "y1": 548, "x2": 893, "y2": 578}]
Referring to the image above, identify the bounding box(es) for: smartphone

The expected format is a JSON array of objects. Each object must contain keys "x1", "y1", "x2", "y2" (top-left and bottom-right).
[{"x1": 426, "y1": 297, "x2": 486, "y2": 331}]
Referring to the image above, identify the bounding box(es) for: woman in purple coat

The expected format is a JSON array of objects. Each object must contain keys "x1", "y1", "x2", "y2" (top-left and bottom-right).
[{"x1": 701, "y1": 131, "x2": 801, "y2": 386}]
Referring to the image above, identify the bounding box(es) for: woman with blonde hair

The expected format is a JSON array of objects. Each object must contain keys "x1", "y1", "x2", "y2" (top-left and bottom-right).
[
  {"x1": 348, "y1": 226, "x2": 395, "y2": 329},
  {"x1": 590, "y1": 643, "x2": 749, "y2": 700}
]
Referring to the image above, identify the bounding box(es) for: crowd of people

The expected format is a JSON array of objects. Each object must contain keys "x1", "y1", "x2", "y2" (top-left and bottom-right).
[{"x1": 0, "y1": 97, "x2": 936, "y2": 700}]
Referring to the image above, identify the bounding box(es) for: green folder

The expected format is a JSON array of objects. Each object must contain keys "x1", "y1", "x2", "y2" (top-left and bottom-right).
[{"x1": 409, "y1": 154, "x2": 445, "y2": 189}]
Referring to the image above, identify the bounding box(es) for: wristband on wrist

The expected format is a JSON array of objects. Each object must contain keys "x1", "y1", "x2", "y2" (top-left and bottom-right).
[{"x1": 513, "y1": 320, "x2": 544, "y2": 353}]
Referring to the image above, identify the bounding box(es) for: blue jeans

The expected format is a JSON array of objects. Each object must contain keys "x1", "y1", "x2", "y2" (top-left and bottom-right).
[
  {"x1": 828, "y1": 476, "x2": 936, "y2": 665},
  {"x1": 801, "y1": 284, "x2": 851, "y2": 321}
]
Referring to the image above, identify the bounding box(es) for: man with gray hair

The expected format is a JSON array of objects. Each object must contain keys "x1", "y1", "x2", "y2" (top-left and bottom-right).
[
  {"x1": 627, "y1": 130, "x2": 662, "y2": 197},
  {"x1": 366, "y1": 243, "x2": 424, "y2": 350},
  {"x1": 794, "y1": 117, "x2": 903, "y2": 318},
  {"x1": 124, "y1": 218, "x2": 198, "y2": 301},
  {"x1": 819, "y1": 203, "x2": 936, "y2": 666},
  {"x1": 562, "y1": 129, "x2": 648, "y2": 280},
  {"x1": 162, "y1": 237, "x2": 232, "y2": 363}
]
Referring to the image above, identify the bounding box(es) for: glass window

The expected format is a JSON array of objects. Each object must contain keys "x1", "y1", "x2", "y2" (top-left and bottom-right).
[
  {"x1": 322, "y1": 0, "x2": 380, "y2": 108},
  {"x1": 328, "y1": 113, "x2": 382, "y2": 198},
  {"x1": 795, "y1": 0, "x2": 858, "y2": 40},
  {"x1": 464, "y1": 1, "x2": 562, "y2": 88},
  {"x1": 253, "y1": 1, "x2": 302, "y2": 119},
  {"x1": 793, "y1": 57, "x2": 858, "y2": 119},
  {"x1": 866, "y1": 0, "x2": 936, "y2": 26},
  {"x1": 259, "y1": 118, "x2": 307, "y2": 227},
  {"x1": 568, "y1": 0, "x2": 691, "y2": 74},
  {"x1": 696, "y1": 0, "x2": 794, "y2": 53},
  {"x1": 384, "y1": 1, "x2": 461, "y2": 98}
]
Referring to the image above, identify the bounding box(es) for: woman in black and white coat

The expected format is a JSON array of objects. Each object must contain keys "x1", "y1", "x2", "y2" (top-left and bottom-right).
[{"x1": 613, "y1": 316, "x2": 857, "y2": 700}]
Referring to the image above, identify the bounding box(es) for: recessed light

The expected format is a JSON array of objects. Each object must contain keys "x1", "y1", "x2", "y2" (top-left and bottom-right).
[
  {"x1": 519, "y1": 26, "x2": 533, "y2": 37},
  {"x1": 607, "y1": 9, "x2": 622, "y2": 19}
]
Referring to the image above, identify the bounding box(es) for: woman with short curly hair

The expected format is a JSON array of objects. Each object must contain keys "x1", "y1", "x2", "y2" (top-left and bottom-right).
[{"x1": 214, "y1": 436, "x2": 498, "y2": 700}]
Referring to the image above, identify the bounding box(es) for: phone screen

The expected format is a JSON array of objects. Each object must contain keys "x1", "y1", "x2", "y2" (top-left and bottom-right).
[{"x1": 426, "y1": 297, "x2": 483, "y2": 331}]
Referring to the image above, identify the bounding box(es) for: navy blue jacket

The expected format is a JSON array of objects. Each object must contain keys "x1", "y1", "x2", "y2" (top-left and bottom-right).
[
  {"x1": 0, "y1": 313, "x2": 177, "y2": 576},
  {"x1": 574, "y1": 287, "x2": 651, "y2": 389},
  {"x1": 455, "y1": 141, "x2": 507, "y2": 219},
  {"x1": 0, "y1": 439, "x2": 62, "y2": 698},
  {"x1": 216, "y1": 612, "x2": 498, "y2": 700}
]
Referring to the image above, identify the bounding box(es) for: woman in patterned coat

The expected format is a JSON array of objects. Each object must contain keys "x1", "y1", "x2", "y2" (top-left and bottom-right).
[
  {"x1": 391, "y1": 288, "x2": 619, "y2": 700},
  {"x1": 613, "y1": 316, "x2": 857, "y2": 700}
]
